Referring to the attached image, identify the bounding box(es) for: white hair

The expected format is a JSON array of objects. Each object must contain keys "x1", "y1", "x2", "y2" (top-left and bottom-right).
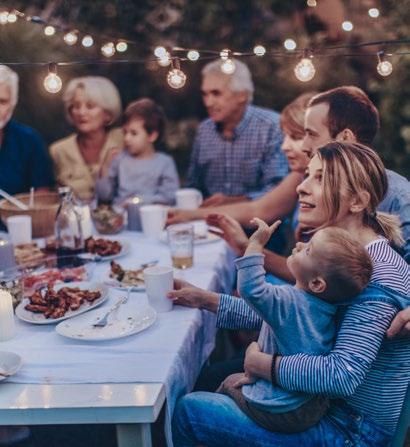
[
  {"x1": 63, "y1": 76, "x2": 122, "y2": 125},
  {"x1": 0, "y1": 65, "x2": 19, "y2": 108},
  {"x1": 201, "y1": 58, "x2": 254, "y2": 102}
]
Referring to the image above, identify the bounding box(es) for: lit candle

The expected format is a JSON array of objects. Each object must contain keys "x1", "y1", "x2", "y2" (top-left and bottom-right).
[
  {"x1": 0, "y1": 290, "x2": 16, "y2": 341},
  {"x1": 0, "y1": 240, "x2": 16, "y2": 271},
  {"x1": 127, "y1": 196, "x2": 143, "y2": 231}
]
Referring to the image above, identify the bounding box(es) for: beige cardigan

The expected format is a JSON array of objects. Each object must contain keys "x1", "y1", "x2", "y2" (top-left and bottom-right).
[{"x1": 49, "y1": 128, "x2": 123, "y2": 201}]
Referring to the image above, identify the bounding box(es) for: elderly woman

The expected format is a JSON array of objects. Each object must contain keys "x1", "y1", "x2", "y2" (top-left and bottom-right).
[{"x1": 50, "y1": 76, "x2": 123, "y2": 201}]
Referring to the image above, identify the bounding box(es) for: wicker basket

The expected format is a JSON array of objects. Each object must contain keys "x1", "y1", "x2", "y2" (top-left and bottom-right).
[{"x1": 0, "y1": 192, "x2": 60, "y2": 238}]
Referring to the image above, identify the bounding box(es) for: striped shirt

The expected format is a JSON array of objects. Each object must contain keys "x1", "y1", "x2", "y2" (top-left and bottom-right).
[
  {"x1": 216, "y1": 238, "x2": 409, "y2": 432},
  {"x1": 186, "y1": 105, "x2": 288, "y2": 200}
]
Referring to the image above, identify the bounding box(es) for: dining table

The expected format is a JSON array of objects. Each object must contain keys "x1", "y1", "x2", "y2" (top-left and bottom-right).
[{"x1": 0, "y1": 229, "x2": 236, "y2": 447}]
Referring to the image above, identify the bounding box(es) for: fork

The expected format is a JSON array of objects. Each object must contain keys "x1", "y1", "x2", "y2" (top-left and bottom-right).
[{"x1": 93, "y1": 291, "x2": 129, "y2": 328}]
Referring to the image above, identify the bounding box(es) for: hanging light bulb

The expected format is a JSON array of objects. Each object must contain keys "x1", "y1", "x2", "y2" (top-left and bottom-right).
[
  {"x1": 342, "y1": 21, "x2": 353, "y2": 32},
  {"x1": 187, "y1": 50, "x2": 200, "y2": 61},
  {"x1": 44, "y1": 63, "x2": 62, "y2": 94},
  {"x1": 253, "y1": 45, "x2": 266, "y2": 56},
  {"x1": 63, "y1": 31, "x2": 78, "y2": 45},
  {"x1": 221, "y1": 58, "x2": 236, "y2": 74},
  {"x1": 220, "y1": 49, "x2": 230, "y2": 60},
  {"x1": 294, "y1": 56, "x2": 316, "y2": 82},
  {"x1": 116, "y1": 41, "x2": 128, "y2": 52},
  {"x1": 101, "y1": 42, "x2": 115, "y2": 57},
  {"x1": 81, "y1": 35, "x2": 94, "y2": 47},
  {"x1": 368, "y1": 8, "x2": 380, "y2": 18},
  {"x1": 7, "y1": 12, "x2": 17, "y2": 23},
  {"x1": 377, "y1": 52, "x2": 393, "y2": 77},
  {"x1": 0, "y1": 11, "x2": 9, "y2": 25},
  {"x1": 284, "y1": 39, "x2": 297, "y2": 51},
  {"x1": 307, "y1": 0, "x2": 317, "y2": 6},
  {"x1": 158, "y1": 52, "x2": 171, "y2": 67},
  {"x1": 154, "y1": 46, "x2": 167, "y2": 58},
  {"x1": 167, "y1": 58, "x2": 186, "y2": 89},
  {"x1": 44, "y1": 25, "x2": 56, "y2": 36}
]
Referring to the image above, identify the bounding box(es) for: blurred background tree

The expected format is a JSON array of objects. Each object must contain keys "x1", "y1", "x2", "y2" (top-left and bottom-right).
[{"x1": 0, "y1": 0, "x2": 409, "y2": 178}]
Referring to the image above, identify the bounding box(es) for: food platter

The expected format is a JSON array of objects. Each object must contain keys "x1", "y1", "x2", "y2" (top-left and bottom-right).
[{"x1": 79, "y1": 238, "x2": 130, "y2": 262}]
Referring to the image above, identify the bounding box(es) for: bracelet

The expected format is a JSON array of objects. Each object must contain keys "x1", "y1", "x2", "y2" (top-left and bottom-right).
[{"x1": 271, "y1": 354, "x2": 277, "y2": 385}]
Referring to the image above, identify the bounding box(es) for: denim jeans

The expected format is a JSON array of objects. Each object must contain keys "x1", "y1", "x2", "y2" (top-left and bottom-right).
[{"x1": 172, "y1": 392, "x2": 392, "y2": 447}]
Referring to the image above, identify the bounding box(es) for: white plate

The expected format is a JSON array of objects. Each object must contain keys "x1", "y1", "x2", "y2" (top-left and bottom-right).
[
  {"x1": 0, "y1": 351, "x2": 22, "y2": 381},
  {"x1": 160, "y1": 231, "x2": 220, "y2": 245},
  {"x1": 15, "y1": 281, "x2": 108, "y2": 325},
  {"x1": 79, "y1": 239, "x2": 130, "y2": 262},
  {"x1": 55, "y1": 304, "x2": 157, "y2": 341}
]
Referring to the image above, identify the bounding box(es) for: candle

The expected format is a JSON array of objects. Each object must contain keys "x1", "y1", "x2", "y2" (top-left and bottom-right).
[
  {"x1": 0, "y1": 240, "x2": 16, "y2": 271},
  {"x1": 127, "y1": 196, "x2": 143, "y2": 231},
  {"x1": 0, "y1": 290, "x2": 16, "y2": 341}
]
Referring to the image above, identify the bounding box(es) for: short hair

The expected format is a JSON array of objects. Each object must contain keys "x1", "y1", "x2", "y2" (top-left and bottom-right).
[
  {"x1": 280, "y1": 92, "x2": 317, "y2": 139},
  {"x1": 309, "y1": 86, "x2": 379, "y2": 145},
  {"x1": 0, "y1": 65, "x2": 19, "y2": 108},
  {"x1": 201, "y1": 58, "x2": 254, "y2": 102},
  {"x1": 316, "y1": 227, "x2": 373, "y2": 302},
  {"x1": 123, "y1": 98, "x2": 166, "y2": 140},
  {"x1": 63, "y1": 76, "x2": 122, "y2": 126}
]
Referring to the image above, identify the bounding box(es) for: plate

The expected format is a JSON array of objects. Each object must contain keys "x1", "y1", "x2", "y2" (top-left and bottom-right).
[
  {"x1": 160, "y1": 231, "x2": 220, "y2": 245},
  {"x1": 55, "y1": 304, "x2": 157, "y2": 341},
  {"x1": 79, "y1": 239, "x2": 130, "y2": 262},
  {"x1": 0, "y1": 351, "x2": 22, "y2": 381},
  {"x1": 15, "y1": 281, "x2": 108, "y2": 325}
]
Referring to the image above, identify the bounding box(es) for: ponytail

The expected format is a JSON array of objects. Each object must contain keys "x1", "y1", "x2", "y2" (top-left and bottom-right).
[{"x1": 367, "y1": 211, "x2": 404, "y2": 247}]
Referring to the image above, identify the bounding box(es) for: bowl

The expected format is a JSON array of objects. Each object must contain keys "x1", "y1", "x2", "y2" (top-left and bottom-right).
[
  {"x1": 91, "y1": 205, "x2": 126, "y2": 234},
  {"x1": 0, "y1": 192, "x2": 60, "y2": 238}
]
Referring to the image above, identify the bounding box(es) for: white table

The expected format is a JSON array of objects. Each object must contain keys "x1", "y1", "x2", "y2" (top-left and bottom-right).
[{"x1": 0, "y1": 231, "x2": 236, "y2": 447}]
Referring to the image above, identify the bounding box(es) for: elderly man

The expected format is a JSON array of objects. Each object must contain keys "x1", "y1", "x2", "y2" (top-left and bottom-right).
[
  {"x1": 0, "y1": 65, "x2": 54, "y2": 195},
  {"x1": 186, "y1": 59, "x2": 288, "y2": 207}
]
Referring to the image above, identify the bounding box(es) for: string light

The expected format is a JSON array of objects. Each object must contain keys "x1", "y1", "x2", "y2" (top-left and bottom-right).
[
  {"x1": 44, "y1": 25, "x2": 55, "y2": 36},
  {"x1": 220, "y1": 49, "x2": 230, "y2": 60},
  {"x1": 101, "y1": 42, "x2": 115, "y2": 57},
  {"x1": 154, "y1": 46, "x2": 167, "y2": 58},
  {"x1": 157, "y1": 52, "x2": 171, "y2": 67},
  {"x1": 81, "y1": 35, "x2": 94, "y2": 47},
  {"x1": 368, "y1": 8, "x2": 380, "y2": 18},
  {"x1": 187, "y1": 50, "x2": 200, "y2": 61},
  {"x1": 342, "y1": 21, "x2": 353, "y2": 32},
  {"x1": 116, "y1": 41, "x2": 128, "y2": 52},
  {"x1": 377, "y1": 52, "x2": 393, "y2": 77},
  {"x1": 7, "y1": 12, "x2": 17, "y2": 23},
  {"x1": 63, "y1": 31, "x2": 78, "y2": 45},
  {"x1": 253, "y1": 45, "x2": 266, "y2": 56},
  {"x1": 294, "y1": 55, "x2": 316, "y2": 82},
  {"x1": 43, "y1": 63, "x2": 62, "y2": 93},
  {"x1": 284, "y1": 39, "x2": 297, "y2": 51},
  {"x1": 0, "y1": 11, "x2": 9, "y2": 25},
  {"x1": 221, "y1": 58, "x2": 236, "y2": 74},
  {"x1": 167, "y1": 58, "x2": 187, "y2": 89},
  {"x1": 307, "y1": 0, "x2": 317, "y2": 7}
]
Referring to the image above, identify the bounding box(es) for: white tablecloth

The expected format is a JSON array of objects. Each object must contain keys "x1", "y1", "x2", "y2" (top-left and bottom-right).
[{"x1": 1, "y1": 231, "x2": 236, "y2": 445}]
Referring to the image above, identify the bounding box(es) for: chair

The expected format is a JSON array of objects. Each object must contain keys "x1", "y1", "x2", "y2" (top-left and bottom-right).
[{"x1": 391, "y1": 384, "x2": 410, "y2": 447}]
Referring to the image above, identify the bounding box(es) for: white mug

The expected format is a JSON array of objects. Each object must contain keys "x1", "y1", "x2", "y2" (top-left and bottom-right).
[
  {"x1": 7, "y1": 215, "x2": 32, "y2": 245},
  {"x1": 139, "y1": 205, "x2": 168, "y2": 239},
  {"x1": 143, "y1": 266, "x2": 173, "y2": 312},
  {"x1": 176, "y1": 189, "x2": 203, "y2": 210}
]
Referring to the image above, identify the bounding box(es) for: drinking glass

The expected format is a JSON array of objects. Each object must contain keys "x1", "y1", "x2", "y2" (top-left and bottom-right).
[{"x1": 167, "y1": 224, "x2": 194, "y2": 270}]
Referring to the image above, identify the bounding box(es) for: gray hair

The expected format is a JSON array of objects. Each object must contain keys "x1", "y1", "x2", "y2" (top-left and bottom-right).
[
  {"x1": 0, "y1": 65, "x2": 19, "y2": 108},
  {"x1": 201, "y1": 58, "x2": 254, "y2": 102},
  {"x1": 63, "y1": 76, "x2": 122, "y2": 125}
]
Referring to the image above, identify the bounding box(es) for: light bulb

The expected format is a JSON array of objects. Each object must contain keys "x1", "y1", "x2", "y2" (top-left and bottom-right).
[
  {"x1": 284, "y1": 39, "x2": 297, "y2": 51},
  {"x1": 221, "y1": 58, "x2": 236, "y2": 74},
  {"x1": 307, "y1": 0, "x2": 317, "y2": 6},
  {"x1": 342, "y1": 21, "x2": 353, "y2": 32},
  {"x1": 220, "y1": 49, "x2": 230, "y2": 60},
  {"x1": 116, "y1": 41, "x2": 128, "y2": 52},
  {"x1": 294, "y1": 58, "x2": 316, "y2": 82},
  {"x1": 368, "y1": 8, "x2": 380, "y2": 18},
  {"x1": 167, "y1": 68, "x2": 187, "y2": 89},
  {"x1": 158, "y1": 53, "x2": 171, "y2": 67},
  {"x1": 377, "y1": 60, "x2": 393, "y2": 77},
  {"x1": 7, "y1": 13, "x2": 17, "y2": 23},
  {"x1": 0, "y1": 12, "x2": 9, "y2": 25},
  {"x1": 44, "y1": 64, "x2": 62, "y2": 94},
  {"x1": 101, "y1": 42, "x2": 115, "y2": 57},
  {"x1": 187, "y1": 50, "x2": 200, "y2": 61},
  {"x1": 63, "y1": 31, "x2": 78, "y2": 45},
  {"x1": 44, "y1": 25, "x2": 55, "y2": 36},
  {"x1": 253, "y1": 45, "x2": 266, "y2": 56},
  {"x1": 154, "y1": 46, "x2": 167, "y2": 58},
  {"x1": 82, "y1": 35, "x2": 94, "y2": 47}
]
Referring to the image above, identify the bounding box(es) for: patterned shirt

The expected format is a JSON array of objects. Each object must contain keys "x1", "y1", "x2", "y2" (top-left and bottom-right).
[{"x1": 186, "y1": 105, "x2": 288, "y2": 200}]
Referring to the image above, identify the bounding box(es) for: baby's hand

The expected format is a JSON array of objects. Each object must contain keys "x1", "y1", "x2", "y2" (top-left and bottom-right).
[{"x1": 247, "y1": 218, "x2": 281, "y2": 250}]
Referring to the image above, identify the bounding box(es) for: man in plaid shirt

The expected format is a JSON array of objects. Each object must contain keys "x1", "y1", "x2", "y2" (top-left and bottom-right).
[{"x1": 187, "y1": 58, "x2": 288, "y2": 207}]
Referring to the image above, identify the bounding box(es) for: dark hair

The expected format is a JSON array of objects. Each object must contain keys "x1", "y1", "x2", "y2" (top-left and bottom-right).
[
  {"x1": 309, "y1": 86, "x2": 379, "y2": 145},
  {"x1": 123, "y1": 98, "x2": 166, "y2": 140}
]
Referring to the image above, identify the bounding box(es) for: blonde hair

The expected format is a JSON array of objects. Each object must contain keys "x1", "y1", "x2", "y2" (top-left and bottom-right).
[
  {"x1": 317, "y1": 142, "x2": 404, "y2": 246},
  {"x1": 280, "y1": 92, "x2": 317, "y2": 140},
  {"x1": 315, "y1": 227, "x2": 373, "y2": 302},
  {"x1": 0, "y1": 65, "x2": 18, "y2": 108},
  {"x1": 63, "y1": 76, "x2": 122, "y2": 126}
]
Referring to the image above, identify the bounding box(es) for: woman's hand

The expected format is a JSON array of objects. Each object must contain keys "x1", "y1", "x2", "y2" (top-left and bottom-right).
[
  {"x1": 387, "y1": 307, "x2": 410, "y2": 339},
  {"x1": 231, "y1": 372, "x2": 257, "y2": 388},
  {"x1": 206, "y1": 213, "x2": 249, "y2": 256},
  {"x1": 246, "y1": 218, "x2": 281, "y2": 254},
  {"x1": 243, "y1": 341, "x2": 274, "y2": 382},
  {"x1": 167, "y1": 279, "x2": 220, "y2": 313}
]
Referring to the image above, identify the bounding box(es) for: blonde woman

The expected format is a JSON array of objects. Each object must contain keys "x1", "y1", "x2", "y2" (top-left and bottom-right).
[
  {"x1": 171, "y1": 143, "x2": 409, "y2": 447},
  {"x1": 50, "y1": 76, "x2": 123, "y2": 201}
]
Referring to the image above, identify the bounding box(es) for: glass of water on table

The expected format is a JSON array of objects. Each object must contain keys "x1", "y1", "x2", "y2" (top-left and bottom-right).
[{"x1": 167, "y1": 224, "x2": 194, "y2": 274}]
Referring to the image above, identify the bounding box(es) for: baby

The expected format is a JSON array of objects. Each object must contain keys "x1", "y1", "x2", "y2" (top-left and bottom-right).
[
  {"x1": 95, "y1": 98, "x2": 179, "y2": 205},
  {"x1": 217, "y1": 218, "x2": 373, "y2": 433}
]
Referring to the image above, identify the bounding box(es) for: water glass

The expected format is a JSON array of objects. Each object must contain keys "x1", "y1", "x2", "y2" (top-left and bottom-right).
[{"x1": 167, "y1": 224, "x2": 194, "y2": 269}]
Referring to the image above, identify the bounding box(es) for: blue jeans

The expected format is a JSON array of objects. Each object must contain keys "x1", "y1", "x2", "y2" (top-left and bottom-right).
[{"x1": 172, "y1": 392, "x2": 392, "y2": 447}]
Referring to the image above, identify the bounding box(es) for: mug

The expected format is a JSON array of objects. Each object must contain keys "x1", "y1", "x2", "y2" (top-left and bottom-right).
[
  {"x1": 175, "y1": 188, "x2": 203, "y2": 210},
  {"x1": 7, "y1": 215, "x2": 32, "y2": 245},
  {"x1": 139, "y1": 205, "x2": 168, "y2": 239},
  {"x1": 143, "y1": 266, "x2": 173, "y2": 312}
]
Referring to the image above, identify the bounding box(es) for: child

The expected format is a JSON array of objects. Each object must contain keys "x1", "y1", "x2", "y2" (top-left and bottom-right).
[
  {"x1": 95, "y1": 98, "x2": 179, "y2": 205},
  {"x1": 217, "y1": 218, "x2": 373, "y2": 433}
]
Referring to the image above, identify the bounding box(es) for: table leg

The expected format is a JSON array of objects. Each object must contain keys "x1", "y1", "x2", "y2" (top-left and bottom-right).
[{"x1": 116, "y1": 423, "x2": 152, "y2": 447}]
